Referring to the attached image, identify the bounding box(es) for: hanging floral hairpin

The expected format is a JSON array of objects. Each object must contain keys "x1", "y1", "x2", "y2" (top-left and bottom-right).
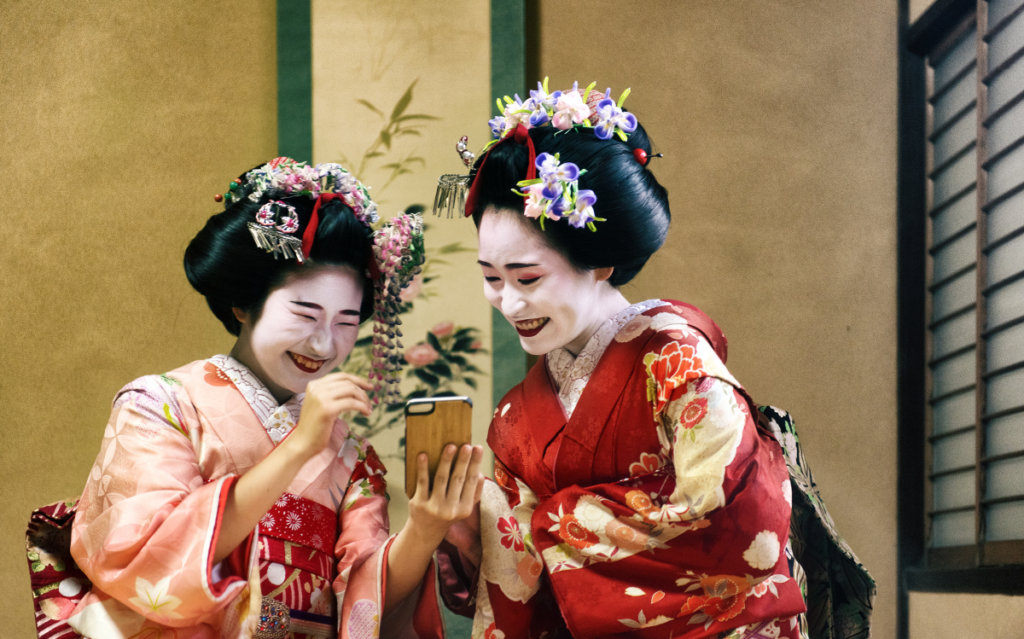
[
  {"x1": 515, "y1": 152, "x2": 603, "y2": 231},
  {"x1": 368, "y1": 213, "x2": 425, "y2": 406}
]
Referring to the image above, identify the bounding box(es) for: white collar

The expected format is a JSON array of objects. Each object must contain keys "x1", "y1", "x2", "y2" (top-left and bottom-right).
[
  {"x1": 545, "y1": 299, "x2": 668, "y2": 418},
  {"x1": 207, "y1": 354, "x2": 304, "y2": 445}
]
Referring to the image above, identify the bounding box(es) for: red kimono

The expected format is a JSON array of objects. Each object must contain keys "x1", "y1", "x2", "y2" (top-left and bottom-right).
[{"x1": 460, "y1": 300, "x2": 808, "y2": 639}]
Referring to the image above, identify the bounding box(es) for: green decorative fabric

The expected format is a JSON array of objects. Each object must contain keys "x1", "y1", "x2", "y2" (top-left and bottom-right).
[{"x1": 758, "y1": 406, "x2": 876, "y2": 639}]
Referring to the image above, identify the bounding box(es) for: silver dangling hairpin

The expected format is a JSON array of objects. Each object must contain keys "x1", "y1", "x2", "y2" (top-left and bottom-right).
[
  {"x1": 248, "y1": 200, "x2": 305, "y2": 263},
  {"x1": 432, "y1": 136, "x2": 474, "y2": 218}
]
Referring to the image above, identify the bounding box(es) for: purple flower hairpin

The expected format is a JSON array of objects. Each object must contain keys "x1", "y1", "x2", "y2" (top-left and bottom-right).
[{"x1": 516, "y1": 152, "x2": 602, "y2": 231}]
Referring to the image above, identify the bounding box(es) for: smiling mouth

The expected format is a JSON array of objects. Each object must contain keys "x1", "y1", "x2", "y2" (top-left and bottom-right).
[
  {"x1": 513, "y1": 317, "x2": 549, "y2": 337},
  {"x1": 288, "y1": 352, "x2": 328, "y2": 373}
]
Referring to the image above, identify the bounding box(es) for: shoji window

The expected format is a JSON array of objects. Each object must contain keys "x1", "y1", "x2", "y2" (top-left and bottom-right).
[{"x1": 925, "y1": 0, "x2": 1024, "y2": 567}]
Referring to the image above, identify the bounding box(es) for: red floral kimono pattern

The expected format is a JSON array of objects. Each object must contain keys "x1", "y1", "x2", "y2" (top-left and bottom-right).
[{"x1": 472, "y1": 301, "x2": 805, "y2": 639}]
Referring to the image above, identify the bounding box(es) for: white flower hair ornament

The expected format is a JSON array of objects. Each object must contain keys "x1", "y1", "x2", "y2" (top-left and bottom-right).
[{"x1": 434, "y1": 78, "x2": 659, "y2": 229}]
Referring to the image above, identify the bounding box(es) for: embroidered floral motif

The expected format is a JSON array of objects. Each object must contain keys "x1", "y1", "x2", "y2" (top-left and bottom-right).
[
  {"x1": 628, "y1": 452, "x2": 663, "y2": 477},
  {"x1": 127, "y1": 576, "x2": 183, "y2": 621},
  {"x1": 679, "y1": 574, "x2": 751, "y2": 625},
  {"x1": 497, "y1": 517, "x2": 525, "y2": 552},
  {"x1": 547, "y1": 508, "x2": 599, "y2": 550},
  {"x1": 644, "y1": 342, "x2": 705, "y2": 417},
  {"x1": 202, "y1": 361, "x2": 233, "y2": 387},
  {"x1": 743, "y1": 531, "x2": 781, "y2": 571}
]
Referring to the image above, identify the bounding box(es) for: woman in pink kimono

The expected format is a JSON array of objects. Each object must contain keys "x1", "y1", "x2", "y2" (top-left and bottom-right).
[
  {"x1": 63, "y1": 158, "x2": 484, "y2": 639},
  {"x1": 433, "y1": 82, "x2": 874, "y2": 639}
]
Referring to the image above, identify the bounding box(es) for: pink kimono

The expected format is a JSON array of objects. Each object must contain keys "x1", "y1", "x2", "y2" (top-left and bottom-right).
[{"x1": 66, "y1": 355, "x2": 444, "y2": 639}]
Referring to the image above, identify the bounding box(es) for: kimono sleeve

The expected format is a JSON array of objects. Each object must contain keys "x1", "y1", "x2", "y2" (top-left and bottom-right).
[
  {"x1": 334, "y1": 442, "x2": 445, "y2": 639},
  {"x1": 659, "y1": 374, "x2": 749, "y2": 520},
  {"x1": 69, "y1": 379, "x2": 254, "y2": 628}
]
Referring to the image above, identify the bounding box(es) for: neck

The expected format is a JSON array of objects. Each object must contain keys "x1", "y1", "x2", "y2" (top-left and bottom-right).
[
  {"x1": 229, "y1": 338, "x2": 294, "y2": 404},
  {"x1": 564, "y1": 287, "x2": 631, "y2": 357}
]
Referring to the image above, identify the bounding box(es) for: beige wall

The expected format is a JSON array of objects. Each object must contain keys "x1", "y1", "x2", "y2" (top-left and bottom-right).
[
  {"x1": 311, "y1": 0, "x2": 494, "y2": 529},
  {"x1": 538, "y1": 0, "x2": 900, "y2": 634},
  {"x1": 910, "y1": 593, "x2": 1024, "y2": 638},
  {"x1": 0, "y1": 1, "x2": 277, "y2": 636}
]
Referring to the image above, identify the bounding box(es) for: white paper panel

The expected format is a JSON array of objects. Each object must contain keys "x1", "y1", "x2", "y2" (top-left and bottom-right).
[
  {"x1": 988, "y1": 12, "x2": 1024, "y2": 70},
  {"x1": 933, "y1": 388, "x2": 976, "y2": 435},
  {"x1": 987, "y1": 412, "x2": 1024, "y2": 456},
  {"x1": 987, "y1": 189, "x2": 1024, "y2": 244},
  {"x1": 987, "y1": 141, "x2": 1024, "y2": 201},
  {"x1": 934, "y1": 28, "x2": 977, "y2": 90},
  {"x1": 934, "y1": 310, "x2": 977, "y2": 359},
  {"x1": 988, "y1": 366, "x2": 1024, "y2": 413},
  {"x1": 933, "y1": 269, "x2": 976, "y2": 322},
  {"x1": 933, "y1": 349, "x2": 977, "y2": 397},
  {"x1": 934, "y1": 109, "x2": 976, "y2": 168},
  {"x1": 987, "y1": 277, "x2": 1024, "y2": 327},
  {"x1": 986, "y1": 501, "x2": 1024, "y2": 540},
  {"x1": 991, "y1": 0, "x2": 1024, "y2": 25},
  {"x1": 986, "y1": 456, "x2": 1024, "y2": 499},
  {"x1": 987, "y1": 320, "x2": 1024, "y2": 371},
  {"x1": 933, "y1": 148, "x2": 978, "y2": 207},
  {"x1": 933, "y1": 186, "x2": 976, "y2": 245},
  {"x1": 932, "y1": 228, "x2": 977, "y2": 282},
  {"x1": 988, "y1": 55, "x2": 1024, "y2": 114},
  {"x1": 933, "y1": 430, "x2": 976, "y2": 472},
  {"x1": 934, "y1": 67, "x2": 978, "y2": 130},
  {"x1": 932, "y1": 510, "x2": 975, "y2": 547},
  {"x1": 986, "y1": 231, "x2": 1024, "y2": 284},
  {"x1": 934, "y1": 469, "x2": 976, "y2": 509},
  {"x1": 987, "y1": 97, "x2": 1024, "y2": 159}
]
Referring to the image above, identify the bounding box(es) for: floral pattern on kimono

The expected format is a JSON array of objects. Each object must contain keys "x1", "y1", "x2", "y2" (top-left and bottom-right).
[
  {"x1": 68, "y1": 356, "x2": 445, "y2": 639},
  {"x1": 457, "y1": 301, "x2": 809, "y2": 639}
]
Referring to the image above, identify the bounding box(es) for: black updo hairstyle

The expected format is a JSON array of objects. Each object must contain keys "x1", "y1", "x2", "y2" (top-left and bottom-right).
[
  {"x1": 468, "y1": 120, "x2": 669, "y2": 286},
  {"x1": 184, "y1": 166, "x2": 375, "y2": 336}
]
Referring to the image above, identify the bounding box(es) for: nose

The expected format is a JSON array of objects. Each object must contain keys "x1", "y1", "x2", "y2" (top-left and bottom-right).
[
  {"x1": 501, "y1": 285, "x2": 527, "y2": 318},
  {"x1": 307, "y1": 322, "x2": 333, "y2": 358}
]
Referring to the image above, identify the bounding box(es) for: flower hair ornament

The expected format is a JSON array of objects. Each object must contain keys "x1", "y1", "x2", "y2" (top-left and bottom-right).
[
  {"x1": 216, "y1": 157, "x2": 423, "y2": 406},
  {"x1": 369, "y1": 213, "x2": 425, "y2": 405},
  {"x1": 432, "y1": 77, "x2": 640, "y2": 230}
]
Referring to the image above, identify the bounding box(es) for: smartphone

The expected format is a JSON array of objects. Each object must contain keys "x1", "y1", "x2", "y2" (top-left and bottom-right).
[{"x1": 405, "y1": 396, "x2": 473, "y2": 498}]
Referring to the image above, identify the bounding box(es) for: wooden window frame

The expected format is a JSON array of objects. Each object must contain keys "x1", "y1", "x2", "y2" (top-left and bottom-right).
[{"x1": 898, "y1": 0, "x2": 1024, "y2": 635}]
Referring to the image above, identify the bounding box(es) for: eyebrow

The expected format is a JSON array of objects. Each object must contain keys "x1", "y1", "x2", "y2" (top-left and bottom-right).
[
  {"x1": 292, "y1": 301, "x2": 360, "y2": 316},
  {"x1": 477, "y1": 260, "x2": 540, "y2": 269}
]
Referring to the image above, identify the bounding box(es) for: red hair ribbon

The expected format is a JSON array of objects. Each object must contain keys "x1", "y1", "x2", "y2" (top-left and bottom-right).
[
  {"x1": 302, "y1": 193, "x2": 343, "y2": 260},
  {"x1": 464, "y1": 123, "x2": 537, "y2": 217},
  {"x1": 303, "y1": 193, "x2": 381, "y2": 281}
]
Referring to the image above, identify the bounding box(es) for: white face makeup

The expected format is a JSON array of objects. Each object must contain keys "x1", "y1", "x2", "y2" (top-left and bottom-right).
[
  {"x1": 232, "y1": 266, "x2": 363, "y2": 402},
  {"x1": 477, "y1": 208, "x2": 627, "y2": 356}
]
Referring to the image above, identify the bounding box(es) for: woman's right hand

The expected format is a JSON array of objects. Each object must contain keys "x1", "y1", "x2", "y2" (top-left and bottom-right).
[{"x1": 288, "y1": 372, "x2": 372, "y2": 461}]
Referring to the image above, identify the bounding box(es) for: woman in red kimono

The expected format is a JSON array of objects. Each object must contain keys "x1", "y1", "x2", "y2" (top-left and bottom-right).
[
  {"x1": 31, "y1": 158, "x2": 484, "y2": 639},
  {"x1": 436, "y1": 82, "x2": 874, "y2": 639}
]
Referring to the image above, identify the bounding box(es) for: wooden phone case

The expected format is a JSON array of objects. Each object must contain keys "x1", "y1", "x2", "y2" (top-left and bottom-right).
[{"x1": 404, "y1": 396, "x2": 473, "y2": 498}]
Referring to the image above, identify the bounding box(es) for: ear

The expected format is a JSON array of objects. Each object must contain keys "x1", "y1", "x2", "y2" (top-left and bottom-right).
[
  {"x1": 593, "y1": 267, "x2": 615, "y2": 283},
  {"x1": 232, "y1": 307, "x2": 249, "y2": 324}
]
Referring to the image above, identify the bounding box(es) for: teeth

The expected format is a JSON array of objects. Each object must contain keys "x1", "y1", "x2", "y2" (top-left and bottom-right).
[
  {"x1": 515, "y1": 318, "x2": 548, "y2": 330},
  {"x1": 291, "y1": 353, "x2": 325, "y2": 370}
]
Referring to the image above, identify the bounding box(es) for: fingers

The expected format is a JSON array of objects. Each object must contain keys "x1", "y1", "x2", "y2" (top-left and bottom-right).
[
  {"x1": 446, "y1": 445, "x2": 473, "y2": 498},
  {"x1": 317, "y1": 371, "x2": 374, "y2": 390},
  {"x1": 413, "y1": 452, "x2": 430, "y2": 501},
  {"x1": 431, "y1": 445, "x2": 457, "y2": 497}
]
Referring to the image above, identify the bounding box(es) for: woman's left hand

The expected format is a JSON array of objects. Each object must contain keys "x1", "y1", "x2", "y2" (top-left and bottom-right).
[{"x1": 408, "y1": 444, "x2": 485, "y2": 545}]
